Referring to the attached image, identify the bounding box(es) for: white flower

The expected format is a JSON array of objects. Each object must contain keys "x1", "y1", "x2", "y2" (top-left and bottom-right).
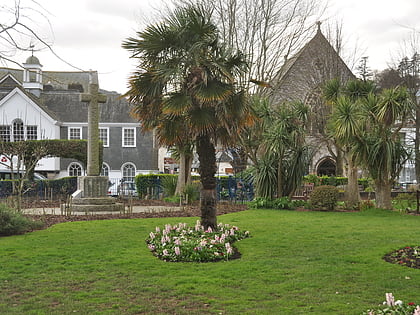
[{"x1": 395, "y1": 300, "x2": 403, "y2": 306}]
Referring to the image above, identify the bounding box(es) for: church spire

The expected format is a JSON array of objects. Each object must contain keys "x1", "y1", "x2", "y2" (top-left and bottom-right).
[{"x1": 316, "y1": 21, "x2": 322, "y2": 33}]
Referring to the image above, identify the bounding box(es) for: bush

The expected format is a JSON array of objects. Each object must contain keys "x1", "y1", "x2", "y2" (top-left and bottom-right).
[
  {"x1": 0, "y1": 203, "x2": 44, "y2": 236},
  {"x1": 161, "y1": 175, "x2": 177, "y2": 197},
  {"x1": 392, "y1": 193, "x2": 416, "y2": 212},
  {"x1": 182, "y1": 181, "x2": 200, "y2": 203},
  {"x1": 309, "y1": 185, "x2": 339, "y2": 211}
]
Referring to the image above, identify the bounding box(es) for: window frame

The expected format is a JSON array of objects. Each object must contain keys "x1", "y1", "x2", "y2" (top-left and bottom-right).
[
  {"x1": 99, "y1": 127, "x2": 109, "y2": 147},
  {"x1": 122, "y1": 127, "x2": 136, "y2": 147},
  {"x1": 122, "y1": 162, "x2": 136, "y2": 182},
  {"x1": 68, "y1": 162, "x2": 83, "y2": 176},
  {"x1": 68, "y1": 127, "x2": 82, "y2": 140}
]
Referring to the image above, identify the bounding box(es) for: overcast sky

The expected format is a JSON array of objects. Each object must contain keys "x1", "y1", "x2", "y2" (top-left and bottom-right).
[{"x1": 10, "y1": 0, "x2": 420, "y2": 94}]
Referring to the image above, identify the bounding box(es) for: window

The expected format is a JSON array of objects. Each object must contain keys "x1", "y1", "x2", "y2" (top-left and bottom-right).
[
  {"x1": 122, "y1": 127, "x2": 135, "y2": 147},
  {"x1": 26, "y1": 126, "x2": 37, "y2": 140},
  {"x1": 122, "y1": 163, "x2": 136, "y2": 182},
  {"x1": 0, "y1": 126, "x2": 11, "y2": 142},
  {"x1": 69, "y1": 127, "x2": 82, "y2": 140},
  {"x1": 101, "y1": 163, "x2": 109, "y2": 177},
  {"x1": 13, "y1": 119, "x2": 24, "y2": 142},
  {"x1": 99, "y1": 127, "x2": 109, "y2": 147},
  {"x1": 68, "y1": 162, "x2": 83, "y2": 176}
]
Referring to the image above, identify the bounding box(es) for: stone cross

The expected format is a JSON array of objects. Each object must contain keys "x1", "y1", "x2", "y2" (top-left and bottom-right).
[{"x1": 80, "y1": 72, "x2": 107, "y2": 176}]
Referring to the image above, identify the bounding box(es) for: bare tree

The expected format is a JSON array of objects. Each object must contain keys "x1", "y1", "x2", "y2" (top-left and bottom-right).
[
  {"x1": 173, "y1": 0, "x2": 326, "y2": 91},
  {"x1": 0, "y1": 1, "x2": 54, "y2": 67}
]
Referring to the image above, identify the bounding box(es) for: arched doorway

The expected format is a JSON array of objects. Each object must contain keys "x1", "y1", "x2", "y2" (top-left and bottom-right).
[{"x1": 317, "y1": 158, "x2": 336, "y2": 176}]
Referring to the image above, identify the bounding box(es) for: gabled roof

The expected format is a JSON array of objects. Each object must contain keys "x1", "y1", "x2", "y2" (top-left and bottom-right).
[
  {"x1": 270, "y1": 26, "x2": 355, "y2": 104},
  {"x1": 0, "y1": 73, "x2": 21, "y2": 89},
  {"x1": 0, "y1": 87, "x2": 60, "y2": 124}
]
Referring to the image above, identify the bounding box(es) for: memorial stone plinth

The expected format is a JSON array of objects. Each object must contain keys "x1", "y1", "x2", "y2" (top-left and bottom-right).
[{"x1": 66, "y1": 72, "x2": 123, "y2": 213}]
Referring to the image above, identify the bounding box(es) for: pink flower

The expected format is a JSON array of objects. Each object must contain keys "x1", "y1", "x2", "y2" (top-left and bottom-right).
[
  {"x1": 149, "y1": 232, "x2": 155, "y2": 239},
  {"x1": 174, "y1": 247, "x2": 181, "y2": 256},
  {"x1": 162, "y1": 249, "x2": 169, "y2": 256},
  {"x1": 386, "y1": 293, "x2": 395, "y2": 306}
]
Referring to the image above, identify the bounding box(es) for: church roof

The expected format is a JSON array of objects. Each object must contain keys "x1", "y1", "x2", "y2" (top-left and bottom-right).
[{"x1": 270, "y1": 25, "x2": 355, "y2": 104}]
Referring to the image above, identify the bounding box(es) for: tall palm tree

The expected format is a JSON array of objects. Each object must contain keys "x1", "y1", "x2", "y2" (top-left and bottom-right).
[
  {"x1": 122, "y1": 5, "x2": 254, "y2": 229},
  {"x1": 354, "y1": 88, "x2": 414, "y2": 209}
]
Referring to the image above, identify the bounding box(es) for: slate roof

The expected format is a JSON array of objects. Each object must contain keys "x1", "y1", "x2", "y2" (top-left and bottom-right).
[
  {"x1": 270, "y1": 26, "x2": 355, "y2": 104},
  {"x1": 0, "y1": 67, "x2": 137, "y2": 124}
]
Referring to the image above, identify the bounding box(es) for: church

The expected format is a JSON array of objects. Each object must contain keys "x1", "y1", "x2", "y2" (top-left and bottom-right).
[
  {"x1": 270, "y1": 23, "x2": 355, "y2": 176},
  {"x1": 0, "y1": 55, "x2": 158, "y2": 183}
]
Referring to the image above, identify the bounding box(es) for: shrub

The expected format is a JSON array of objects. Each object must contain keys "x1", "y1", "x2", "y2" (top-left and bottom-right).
[
  {"x1": 309, "y1": 185, "x2": 339, "y2": 211},
  {"x1": 182, "y1": 181, "x2": 200, "y2": 203},
  {"x1": 359, "y1": 200, "x2": 376, "y2": 211},
  {"x1": 0, "y1": 203, "x2": 44, "y2": 236},
  {"x1": 161, "y1": 175, "x2": 177, "y2": 197},
  {"x1": 392, "y1": 193, "x2": 416, "y2": 212}
]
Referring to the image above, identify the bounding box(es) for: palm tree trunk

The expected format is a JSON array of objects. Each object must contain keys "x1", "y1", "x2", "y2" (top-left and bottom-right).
[
  {"x1": 346, "y1": 156, "x2": 360, "y2": 207},
  {"x1": 175, "y1": 152, "x2": 187, "y2": 195},
  {"x1": 196, "y1": 135, "x2": 217, "y2": 229},
  {"x1": 277, "y1": 158, "x2": 283, "y2": 198},
  {"x1": 375, "y1": 180, "x2": 392, "y2": 209}
]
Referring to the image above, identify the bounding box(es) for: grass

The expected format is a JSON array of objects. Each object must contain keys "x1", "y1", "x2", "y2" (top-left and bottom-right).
[{"x1": 0, "y1": 208, "x2": 419, "y2": 314}]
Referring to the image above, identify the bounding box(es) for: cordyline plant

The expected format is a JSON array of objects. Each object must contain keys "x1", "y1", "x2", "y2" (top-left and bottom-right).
[{"x1": 146, "y1": 220, "x2": 250, "y2": 262}]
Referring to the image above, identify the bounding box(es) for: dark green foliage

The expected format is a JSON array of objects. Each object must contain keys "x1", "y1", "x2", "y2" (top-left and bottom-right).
[
  {"x1": 0, "y1": 203, "x2": 44, "y2": 236},
  {"x1": 249, "y1": 196, "x2": 308, "y2": 210},
  {"x1": 309, "y1": 185, "x2": 339, "y2": 211},
  {"x1": 160, "y1": 175, "x2": 178, "y2": 197}
]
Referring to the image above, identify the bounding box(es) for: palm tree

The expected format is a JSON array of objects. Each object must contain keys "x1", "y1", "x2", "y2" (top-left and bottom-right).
[
  {"x1": 354, "y1": 88, "x2": 414, "y2": 209},
  {"x1": 324, "y1": 79, "x2": 375, "y2": 207},
  {"x1": 122, "y1": 5, "x2": 254, "y2": 229},
  {"x1": 326, "y1": 80, "x2": 414, "y2": 209},
  {"x1": 251, "y1": 100, "x2": 310, "y2": 199}
]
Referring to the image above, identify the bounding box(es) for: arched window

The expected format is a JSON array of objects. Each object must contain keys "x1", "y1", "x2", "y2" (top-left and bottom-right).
[
  {"x1": 68, "y1": 162, "x2": 83, "y2": 177},
  {"x1": 122, "y1": 163, "x2": 136, "y2": 182},
  {"x1": 12, "y1": 119, "x2": 24, "y2": 142},
  {"x1": 101, "y1": 163, "x2": 110, "y2": 177}
]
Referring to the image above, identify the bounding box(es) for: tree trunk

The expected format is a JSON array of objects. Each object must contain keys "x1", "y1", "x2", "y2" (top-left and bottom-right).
[
  {"x1": 175, "y1": 152, "x2": 187, "y2": 196},
  {"x1": 375, "y1": 180, "x2": 392, "y2": 209},
  {"x1": 175, "y1": 152, "x2": 193, "y2": 196},
  {"x1": 196, "y1": 135, "x2": 217, "y2": 229},
  {"x1": 335, "y1": 147, "x2": 344, "y2": 176},
  {"x1": 346, "y1": 156, "x2": 360, "y2": 208},
  {"x1": 277, "y1": 157, "x2": 283, "y2": 198}
]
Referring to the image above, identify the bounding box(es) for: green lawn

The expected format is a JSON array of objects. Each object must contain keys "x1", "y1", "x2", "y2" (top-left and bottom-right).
[{"x1": 0, "y1": 208, "x2": 419, "y2": 314}]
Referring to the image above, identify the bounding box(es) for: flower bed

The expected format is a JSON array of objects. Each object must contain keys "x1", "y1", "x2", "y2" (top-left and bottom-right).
[
  {"x1": 146, "y1": 220, "x2": 250, "y2": 262},
  {"x1": 364, "y1": 293, "x2": 420, "y2": 314},
  {"x1": 383, "y1": 246, "x2": 420, "y2": 269}
]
